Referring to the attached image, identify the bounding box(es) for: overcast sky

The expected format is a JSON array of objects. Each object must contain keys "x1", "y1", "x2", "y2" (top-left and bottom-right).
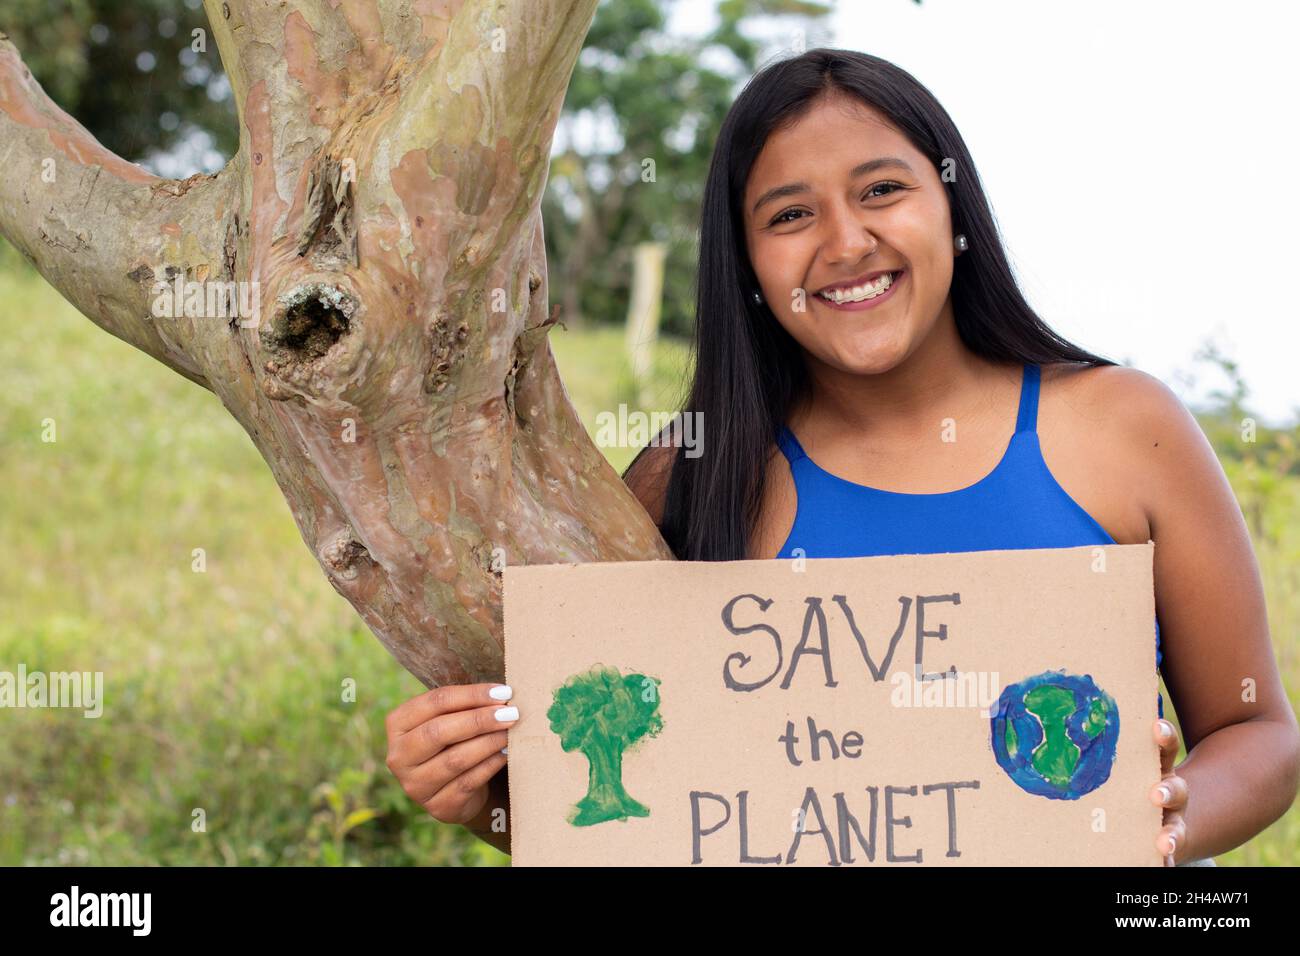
[{"x1": 672, "y1": 0, "x2": 1300, "y2": 425}]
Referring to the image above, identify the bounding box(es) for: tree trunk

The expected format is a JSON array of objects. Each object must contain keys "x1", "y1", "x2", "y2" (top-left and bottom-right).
[{"x1": 0, "y1": 0, "x2": 673, "y2": 687}]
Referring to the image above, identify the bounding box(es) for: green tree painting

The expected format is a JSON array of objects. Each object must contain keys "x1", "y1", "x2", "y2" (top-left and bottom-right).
[{"x1": 547, "y1": 665, "x2": 664, "y2": 826}]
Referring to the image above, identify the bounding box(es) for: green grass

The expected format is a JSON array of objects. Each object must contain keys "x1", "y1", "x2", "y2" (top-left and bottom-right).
[
  {"x1": 0, "y1": 256, "x2": 1294, "y2": 865},
  {"x1": 549, "y1": 320, "x2": 693, "y2": 474}
]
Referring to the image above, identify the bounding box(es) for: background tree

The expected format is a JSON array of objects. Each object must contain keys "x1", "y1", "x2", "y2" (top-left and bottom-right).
[{"x1": 2, "y1": 0, "x2": 237, "y2": 167}]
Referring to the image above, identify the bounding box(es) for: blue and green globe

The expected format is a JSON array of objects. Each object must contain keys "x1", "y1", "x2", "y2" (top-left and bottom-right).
[{"x1": 990, "y1": 671, "x2": 1119, "y2": 800}]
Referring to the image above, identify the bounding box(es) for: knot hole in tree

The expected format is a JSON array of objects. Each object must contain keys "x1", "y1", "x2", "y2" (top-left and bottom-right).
[
  {"x1": 260, "y1": 283, "x2": 361, "y2": 401},
  {"x1": 267, "y1": 284, "x2": 356, "y2": 361}
]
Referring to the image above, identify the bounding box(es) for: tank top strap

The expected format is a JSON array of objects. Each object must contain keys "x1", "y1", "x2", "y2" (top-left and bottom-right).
[
  {"x1": 775, "y1": 424, "x2": 807, "y2": 463},
  {"x1": 1014, "y1": 362, "x2": 1041, "y2": 435}
]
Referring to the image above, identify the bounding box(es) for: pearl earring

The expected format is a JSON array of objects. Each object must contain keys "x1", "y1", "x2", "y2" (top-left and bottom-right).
[
  {"x1": 751, "y1": 289, "x2": 763, "y2": 305},
  {"x1": 954, "y1": 234, "x2": 968, "y2": 252}
]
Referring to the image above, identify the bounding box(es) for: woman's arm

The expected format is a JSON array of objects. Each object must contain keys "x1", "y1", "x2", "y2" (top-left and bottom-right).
[
  {"x1": 1108, "y1": 367, "x2": 1300, "y2": 861},
  {"x1": 1173, "y1": 716, "x2": 1299, "y2": 860}
]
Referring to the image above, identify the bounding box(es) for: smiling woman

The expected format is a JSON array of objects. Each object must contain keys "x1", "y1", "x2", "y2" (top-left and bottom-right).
[
  {"x1": 621, "y1": 48, "x2": 1300, "y2": 868},
  {"x1": 628, "y1": 48, "x2": 1119, "y2": 560}
]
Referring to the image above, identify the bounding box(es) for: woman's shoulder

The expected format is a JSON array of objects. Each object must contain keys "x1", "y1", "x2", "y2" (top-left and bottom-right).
[
  {"x1": 1033, "y1": 359, "x2": 1218, "y2": 545},
  {"x1": 1039, "y1": 360, "x2": 1216, "y2": 509},
  {"x1": 1039, "y1": 360, "x2": 1194, "y2": 438}
]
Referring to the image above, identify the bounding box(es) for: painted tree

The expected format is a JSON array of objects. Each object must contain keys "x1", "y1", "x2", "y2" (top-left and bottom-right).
[
  {"x1": 0, "y1": 0, "x2": 673, "y2": 687},
  {"x1": 547, "y1": 665, "x2": 663, "y2": 825}
]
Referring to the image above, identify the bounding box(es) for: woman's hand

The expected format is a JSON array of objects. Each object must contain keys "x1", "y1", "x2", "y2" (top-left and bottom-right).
[
  {"x1": 384, "y1": 683, "x2": 517, "y2": 827},
  {"x1": 1150, "y1": 718, "x2": 1189, "y2": 865}
]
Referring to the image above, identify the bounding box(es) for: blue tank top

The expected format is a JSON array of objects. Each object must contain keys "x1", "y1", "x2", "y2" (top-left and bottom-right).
[{"x1": 774, "y1": 362, "x2": 1164, "y2": 718}]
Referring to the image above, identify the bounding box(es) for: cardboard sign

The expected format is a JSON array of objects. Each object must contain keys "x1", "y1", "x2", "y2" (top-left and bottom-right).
[{"x1": 503, "y1": 544, "x2": 1161, "y2": 866}]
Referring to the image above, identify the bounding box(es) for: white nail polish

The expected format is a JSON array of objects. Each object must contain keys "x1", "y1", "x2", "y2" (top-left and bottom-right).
[
  {"x1": 495, "y1": 706, "x2": 519, "y2": 722},
  {"x1": 500, "y1": 747, "x2": 509, "y2": 755},
  {"x1": 489, "y1": 684, "x2": 513, "y2": 701},
  {"x1": 1158, "y1": 785, "x2": 1170, "y2": 803}
]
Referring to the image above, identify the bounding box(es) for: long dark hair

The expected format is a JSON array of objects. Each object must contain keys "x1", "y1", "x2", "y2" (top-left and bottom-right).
[{"x1": 623, "y1": 48, "x2": 1117, "y2": 561}]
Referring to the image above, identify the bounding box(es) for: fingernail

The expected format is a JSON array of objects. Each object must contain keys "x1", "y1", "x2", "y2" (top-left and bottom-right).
[
  {"x1": 495, "y1": 706, "x2": 519, "y2": 722},
  {"x1": 1168, "y1": 835, "x2": 1176, "y2": 854},
  {"x1": 489, "y1": 684, "x2": 513, "y2": 701},
  {"x1": 1157, "y1": 785, "x2": 1170, "y2": 804},
  {"x1": 500, "y1": 747, "x2": 509, "y2": 755},
  {"x1": 1158, "y1": 720, "x2": 1174, "y2": 738}
]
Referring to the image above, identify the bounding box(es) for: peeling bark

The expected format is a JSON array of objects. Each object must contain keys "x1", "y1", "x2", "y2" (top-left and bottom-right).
[{"x1": 0, "y1": 0, "x2": 673, "y2": 687}]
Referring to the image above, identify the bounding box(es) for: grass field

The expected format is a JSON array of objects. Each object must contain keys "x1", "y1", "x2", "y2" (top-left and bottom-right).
[{"x1": 0, "y1": 258, "x2": 1294, "y2": 865}]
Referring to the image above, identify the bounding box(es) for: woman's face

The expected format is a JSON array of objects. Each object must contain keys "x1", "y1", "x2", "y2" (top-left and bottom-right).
[{"x1": 741, "y1": 91, "x2": 960, "y2": 375}]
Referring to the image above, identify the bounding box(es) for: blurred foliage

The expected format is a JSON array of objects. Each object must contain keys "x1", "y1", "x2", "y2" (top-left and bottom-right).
[
  {"x1": 1187, "y1": 342, "x2": 1299, "y2": 549},
  {"x1": 1, "y1": 0, "x2": 237, "y2": 165}
]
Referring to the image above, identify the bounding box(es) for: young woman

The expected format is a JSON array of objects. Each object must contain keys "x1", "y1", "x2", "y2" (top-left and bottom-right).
[{"x1": 384, "y1": 49, "x2": 1299, "y2": 865}]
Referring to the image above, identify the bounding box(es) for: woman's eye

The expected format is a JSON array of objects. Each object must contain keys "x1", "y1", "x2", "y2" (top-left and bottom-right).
[
  {"x1": 769, "y1": 208, "x2": 808, "y2": 226},
  {"x1": 864, "y1": 181, "x2": 903, "y2": 200},
  {"x1": 767, "y1": 184, "x2": 902, "y2": 226}
]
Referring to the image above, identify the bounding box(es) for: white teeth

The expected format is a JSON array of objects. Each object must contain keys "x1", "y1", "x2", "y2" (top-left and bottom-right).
[{"x1": 819, "y1": 272, "x2": 896, "y2": 303}]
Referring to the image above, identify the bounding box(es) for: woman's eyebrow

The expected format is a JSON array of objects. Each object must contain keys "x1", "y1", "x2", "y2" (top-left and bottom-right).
[{"x1": 750, "y1": 157, "x2": 915, "y2": 216}]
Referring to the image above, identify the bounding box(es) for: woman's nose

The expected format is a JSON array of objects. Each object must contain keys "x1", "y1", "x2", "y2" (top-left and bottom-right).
[{"x1": 820, "y1": 203, "x2": 878, "y2": 265}]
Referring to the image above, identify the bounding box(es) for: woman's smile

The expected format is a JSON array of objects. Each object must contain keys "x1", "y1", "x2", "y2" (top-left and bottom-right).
[{"x1": 814, "y1": 268, "x2": 906, "y2": 312}]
